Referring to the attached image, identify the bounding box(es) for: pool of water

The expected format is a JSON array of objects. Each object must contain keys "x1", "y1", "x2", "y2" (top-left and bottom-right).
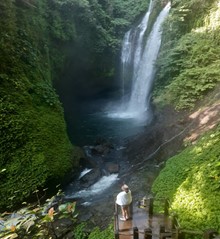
[{"x1": 66, "y1": 97, "x2": 152, "y2": 147}]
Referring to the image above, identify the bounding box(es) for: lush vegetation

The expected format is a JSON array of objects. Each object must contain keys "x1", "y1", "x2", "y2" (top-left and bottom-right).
[
  {"x1": 151, "y1": 0, "x2": 220, "y2": 234},
  {"x1": 0, "y1": 189, "x2": 79, "y2": 239},
  {"x1": 73, "y1": 223, "x2": 114, "y2": 239},
  {"x1": 0, "y1": 189, "x2": 115, "y2": 238},
  {"x1": 1, "y1": 0, "x2": 220, "y2": 237},
  {"x1": 0, "y1": 0, "x2": 81, "y2": 210},
  {"x1": 53, "y1": 0, "x2": 151, "y2": 97},
  {"x1": 153, "y1": 0, "x2": 220, "y2": 110},
  {"x1": 152, "y1": 124, "x2": 220, "y2": 233},
  {"x1": 0, "y1": 0, "x2": 150, "y2": 212}
]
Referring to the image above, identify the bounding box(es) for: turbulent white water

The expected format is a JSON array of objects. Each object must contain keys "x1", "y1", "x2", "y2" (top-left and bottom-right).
[
  {"x1": 66, "y1": 174, "x2": 119, "y2": 202},
  {"x1": 108, "y1": 1, "x2": 171, "y2": 122},
  {"x1": 78, "y1": 168, "x2": 92, "y2": 179}
]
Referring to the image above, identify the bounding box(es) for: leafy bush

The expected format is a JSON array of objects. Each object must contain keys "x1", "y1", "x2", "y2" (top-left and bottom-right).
[
  {"x1": 87, "y1": 224, "x2": 114, "y2": 239},
  {"x1": 152, "y1": 124, "x2": 220, "y2": 232},
  {"x1": 72, "y1": 223, "x2": 88, "y2": 239},
  {"x1": 153, "y1": 0, "x2": 220, "y2": 109},
  {"x1": 0, "y1": 190, "x2": 78, "y2": 239}
]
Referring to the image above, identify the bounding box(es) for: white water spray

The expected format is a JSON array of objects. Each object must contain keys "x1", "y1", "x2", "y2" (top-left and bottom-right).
[
  {"x1": 128, "y1": 2, "x2": 171, "y2": 116},
  {"x1": 110, "y1": 2, "x2": 171, "y2": 122},
  {"x1": 120, "y1": 0, "x2": 153, "y2": 106},
  {"x1": 78, "y1": 168, "x2": 92, "y2": 179},
  {"x1": 66, "y1": 174, "x2": 118, "y2": 201}
]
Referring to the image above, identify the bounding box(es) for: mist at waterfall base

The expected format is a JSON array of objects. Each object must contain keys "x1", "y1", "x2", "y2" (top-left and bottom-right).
[
  {"x1": 64, "y1": 2, "x2": 171, "y2": 212},
  {"x1": 66, "y1": 98, "x2": 149, "y2": 147}
]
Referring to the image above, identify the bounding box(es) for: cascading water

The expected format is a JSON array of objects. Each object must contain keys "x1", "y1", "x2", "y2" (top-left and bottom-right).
[
  {"x1": 127, "y1": 2, "x2": 171, "y2": 118},
  {"x1": 121, "y1": 0, "x2": 153, "y2": 99},
  {"x1": 110, "y1": 1, "x2": 171, "y2": 123},
  {"x1": 65, "y1": 2, "x2": 171, "y2": 206}
]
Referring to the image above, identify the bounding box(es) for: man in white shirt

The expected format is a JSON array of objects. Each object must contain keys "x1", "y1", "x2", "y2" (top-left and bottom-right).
[{"x1": 116, "y1": 184, "x2": 132, "y2": 221}]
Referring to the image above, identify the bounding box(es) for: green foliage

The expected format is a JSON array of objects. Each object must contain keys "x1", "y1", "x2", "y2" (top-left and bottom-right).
[
  {"x1": 153, "y1": 0, "x2": 220, "y2": 110},
  {"x1": 51, "y1": 0, "x2": 150, "y2": 83},
  {"x1": 152, "y1": 124, "x2": 220, "y2": 232},
  {"x1": 111, "y1": 0, "x2": 149, "y2": 23},
  {"x1": 0, "y1": 65, "x2": 76, "y2": 208},
  {"x1": 71, "y1": 221, "x2": 114, "y2": 239},
  {"x1": 0, "y1": 190, "x2": 78, "y2": 239},
  {"x1": 72, "y1": 223, "x2": 88, "y2": 239},
  {"x1": 0, "y1": 0, "x2": 151, "y2": 212},
  {"x1": 0, "y1": 0, "x2": 85, "y2": 210},
  {"x1": 87, "y1": 224, "x2": 114, "y2": 239}
]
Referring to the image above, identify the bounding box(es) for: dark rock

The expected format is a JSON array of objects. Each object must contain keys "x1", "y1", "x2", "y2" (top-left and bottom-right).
[
  {"x1": 105, "y1": 162, "x2": 119, "y2": 173},
  {"x1": 91, "y1": 144, "x2": 111, "y2": 156},
  {"x1": 80, "y1": 155, "x2": 98, "y2": 168},
  {"x1": 91, "y1": 138, "x2": 114, "y2": 156},
  {"x1": 94, "y1": 137, "x2": 114, "y2": 147},
  {"x1": 78, "y1": 211, "x2": 93, "y2": 222},
  {"x1": 52, "y1": 218, "x2": 73, "y2": 239},
  {"x1": 79, "y1": 168, "x2": 101, "y2": 188}
]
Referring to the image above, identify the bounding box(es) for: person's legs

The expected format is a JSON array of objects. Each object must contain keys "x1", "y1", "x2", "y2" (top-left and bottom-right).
[
  {"x1": 124, "y1": 205, "x2": 129, "y2": 219},
  {"x1": 120, "y1": 206, "x2": 127, "y2": 220}
]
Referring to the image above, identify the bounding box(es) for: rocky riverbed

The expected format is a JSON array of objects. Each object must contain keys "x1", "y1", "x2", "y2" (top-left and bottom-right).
[
  {"x1": 70, "y1": 101, "x2": 220, "y2": 230},
  {"x1": 62, "y1": 105, "x2": 187, "y2": 229}
]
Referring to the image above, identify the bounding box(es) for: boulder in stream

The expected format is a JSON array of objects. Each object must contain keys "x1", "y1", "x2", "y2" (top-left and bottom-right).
[
  {"x1": 79, "y1": 168, "x2": 101, "y2": 188},
  {"x1": 104, "y1": 162, "x2": 119, "y2": 173}
]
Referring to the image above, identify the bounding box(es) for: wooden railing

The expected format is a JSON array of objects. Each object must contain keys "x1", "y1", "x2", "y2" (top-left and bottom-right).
[
  {"x1": 114, "y1": 197, "x2": 220, "y2": 239},
  {"x1": 114, "y1": 202, "x2": 119, "y2": 239}
]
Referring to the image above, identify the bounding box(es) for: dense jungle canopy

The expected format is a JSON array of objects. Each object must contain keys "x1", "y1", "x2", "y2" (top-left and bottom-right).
[{"x1": 0, "y1": 0, "x2": 220, "y2": 237}]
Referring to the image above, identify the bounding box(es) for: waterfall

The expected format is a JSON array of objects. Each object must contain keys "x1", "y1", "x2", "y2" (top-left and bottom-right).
[
  {"x1": 127, "y1": 2, "x2": 171, "y2": 117},
  {"x1": 113, "y1": 1, "x2": 171, "y2": 122},
  {"x1": 121, "y1": 0, "x2": 153, "y2": 102}
]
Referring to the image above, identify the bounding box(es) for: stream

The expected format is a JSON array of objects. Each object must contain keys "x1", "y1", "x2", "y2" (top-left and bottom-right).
[{"x1": 62, "y1": 98, "x2": 162, "y2": 228}]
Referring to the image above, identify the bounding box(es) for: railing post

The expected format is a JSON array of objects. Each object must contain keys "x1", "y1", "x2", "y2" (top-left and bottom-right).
[
  {"x1": 114, "y1": 203, "x2": 119, "y2": 239},
  {"x1": 164, "y1": 198, "x2": 169, "y2": 216},
  {"x1": 129, "y1": 201, "x2": 133, "y2": 218},
  {"x1": 160, "y1": 226, "x2": 166, "y2": 239},
  {"x1": 171, "y1": 214, "x2": 178, "y2": 229},
  {"x1": 133, "y1": 227, "x2": 139, "y2": 239},
  {"x1": 115, "y1": 202, "x2": 118, "y2": 215},
  {"x1": 176, "y1": 229, "x2": 185, "y2": 239},
  {"x1": 144, "y1": 228, "x2": 152, "y2": 239},
  {"x1": 203, "y1": 229, "x2": 218, "y2": 239},
  {"x1": 114, "y1": 230, "x2": 119, "y2": 239},
  {"x1": 114, "y1": 213, "x2": 118, "y2": 231},
  {"x1": 148, "y1": 197, "x2": 154, "y2": 216}
]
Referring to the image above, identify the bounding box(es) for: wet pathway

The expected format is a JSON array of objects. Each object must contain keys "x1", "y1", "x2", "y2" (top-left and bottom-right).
[{"x1": 115, "y1": 204, "x2": 172, "y2": 239}]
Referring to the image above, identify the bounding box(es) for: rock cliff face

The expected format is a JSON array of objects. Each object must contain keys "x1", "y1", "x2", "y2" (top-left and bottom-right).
[{"x1": 125, "y1": 100, "x2": 220, "y2": 170}]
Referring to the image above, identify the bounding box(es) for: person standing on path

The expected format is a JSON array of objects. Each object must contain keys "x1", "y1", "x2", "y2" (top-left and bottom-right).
[{"x1": 116, "y1": 184, "x2": 132, "y2": 221}]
